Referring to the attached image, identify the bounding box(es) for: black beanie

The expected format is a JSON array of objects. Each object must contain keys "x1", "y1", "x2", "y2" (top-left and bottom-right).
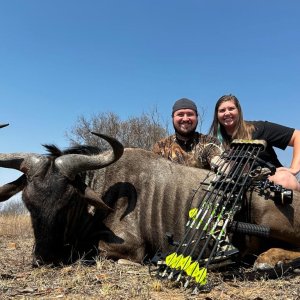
[{"x1": 172, "y1": 98, "x2": 198, "y2": 116}]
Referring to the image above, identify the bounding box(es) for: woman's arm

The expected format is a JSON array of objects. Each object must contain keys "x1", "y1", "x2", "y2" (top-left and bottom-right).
[{"x1": 279, "y1": 129, "x2": 300, "y2": 176}]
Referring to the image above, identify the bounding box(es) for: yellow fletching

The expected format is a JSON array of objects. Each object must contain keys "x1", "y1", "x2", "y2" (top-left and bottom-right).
[
  {"x1": 194, "y1": 268, "x2": 207, "y2": 285},
  {"x1": 185, "y1": 261, "x2": 200, "y2": 276},
  {"x1": 166, "y1": 253, "x2": 193, "y2": 271},
  {"x1": 173, "y1": 254, "x2": 185, "y2": 270},
  {"x1": 165, "y1": 253, "x2": 177, "y2": 267},
  {"x1": 189, "y1": 208, "x2": 198, "y2": 220},
  {"x1": 178, "y1": 255, "x2": 192, "y2": 271}
]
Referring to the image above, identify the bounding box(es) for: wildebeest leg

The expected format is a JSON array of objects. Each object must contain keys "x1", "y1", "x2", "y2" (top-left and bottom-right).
[
  {"x1": 236, "y1": 234, "x2": 300, "y2": 271},
  {"x1": 254, "y1": 248, "x2": 300, "y2": 270},
  {"x1": 232, "y1": 234, "x2": 270, "y2": 263}
]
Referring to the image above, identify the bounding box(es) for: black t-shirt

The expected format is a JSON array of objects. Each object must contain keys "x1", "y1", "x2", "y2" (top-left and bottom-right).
[{"x1": 249, "y1": 121, "x2": 294, "y2": 168}]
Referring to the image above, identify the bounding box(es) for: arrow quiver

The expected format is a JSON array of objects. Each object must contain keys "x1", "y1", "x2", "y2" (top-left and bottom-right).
[{"x1": 153, "y1": 139, "x2": 280, "y2": 292}]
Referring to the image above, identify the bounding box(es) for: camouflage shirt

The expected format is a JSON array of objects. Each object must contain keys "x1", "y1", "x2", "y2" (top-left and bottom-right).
[{"x1": 152, "y1": 133, "x2": 223, "y2": 169}]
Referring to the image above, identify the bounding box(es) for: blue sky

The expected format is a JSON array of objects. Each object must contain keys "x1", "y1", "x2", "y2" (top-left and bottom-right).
[{"x1": 0, "y1": 0, "x2": 299, "y2": 190}]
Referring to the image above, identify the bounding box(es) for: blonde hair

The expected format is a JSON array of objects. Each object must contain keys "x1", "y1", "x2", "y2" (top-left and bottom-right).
[{"x1": 209, "y1": 94, "x2": 255, "y2": 148}]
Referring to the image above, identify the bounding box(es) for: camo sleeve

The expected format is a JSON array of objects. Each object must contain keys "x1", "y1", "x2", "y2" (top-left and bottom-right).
[
  {"x1": 152, "y1": 136, "x2": 174, "y2": 159},
  {"x1": 152, "y1": 135, "x2": 189, "y2": 164},
  {"x1": 195, "y1": 135, "x2": 224, "y2": 169},
  {"x1": 153, "y1": 134, "x2": 224, "y2": 169}
]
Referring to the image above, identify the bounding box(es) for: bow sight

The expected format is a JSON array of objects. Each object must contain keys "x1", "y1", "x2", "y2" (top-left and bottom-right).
[{"x1": 151, "y1": 139, "x2": 293, "y2": 292}]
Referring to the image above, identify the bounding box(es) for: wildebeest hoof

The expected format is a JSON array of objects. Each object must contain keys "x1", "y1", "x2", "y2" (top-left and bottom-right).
[
  {"x1": 253, "y1": 260, "x2": 285, "y2": 271},
  {"x1": 293, "y1": 268, "x2": 300, "y2": 274},
  {"x1": 254, "y1": 248, "x2": 300, "y2": 271},
  {"x1": 253, "y1": 261, "x2": 274, "y2": 271},
  {"x1": 117, "y1": 258, "x2": 141, "y2": 266}
]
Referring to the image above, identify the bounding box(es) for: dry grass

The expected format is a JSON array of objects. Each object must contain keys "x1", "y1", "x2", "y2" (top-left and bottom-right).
[
  {"x1": 1, "y1": 215, "x2": 300, "y2": 299},
  {"x1": 0, "y1": 214, "x2": 32, "y2": 237}
]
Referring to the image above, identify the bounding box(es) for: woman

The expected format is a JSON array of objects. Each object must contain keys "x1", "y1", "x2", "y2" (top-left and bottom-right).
[{"x1": 209, "y1": 94, "x2": 300, "y2": 192}]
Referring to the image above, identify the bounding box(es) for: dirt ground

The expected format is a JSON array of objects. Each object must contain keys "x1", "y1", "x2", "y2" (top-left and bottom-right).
[
  {"x1": 1, "y1": 214, "x2": 300, "y2": 299},
  {"x1": 1, "y1": 230, "x2": 300, "y2": 300}
]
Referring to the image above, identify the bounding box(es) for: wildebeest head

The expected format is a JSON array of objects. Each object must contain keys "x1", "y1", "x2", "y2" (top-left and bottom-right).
[{"x1": 0, "y1": 132, "x2": 124, "y2": 266}]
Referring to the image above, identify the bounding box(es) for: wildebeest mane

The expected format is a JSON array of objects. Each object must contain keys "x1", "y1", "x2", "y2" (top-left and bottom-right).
[{"x1": 42, "y1": 144, "x2": 102, "y2": 157}]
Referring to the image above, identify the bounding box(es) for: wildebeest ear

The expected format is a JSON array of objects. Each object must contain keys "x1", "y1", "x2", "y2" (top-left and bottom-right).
[{"x1": 84, "y1": 186, "x2": 114, "y2": 212}]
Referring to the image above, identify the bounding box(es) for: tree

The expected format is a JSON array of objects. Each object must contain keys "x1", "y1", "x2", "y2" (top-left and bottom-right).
[
  {"x1": 66, "y1": 107, "x2": 170, "y2": 150},
  {"x1": 0, "y1": 195, "x2": 27, "y2": 215}
]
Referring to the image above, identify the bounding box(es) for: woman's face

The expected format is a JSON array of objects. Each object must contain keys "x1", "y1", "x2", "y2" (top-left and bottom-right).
[{"x1": 217, "y1": 100, "x2": 239, "y2": 133}]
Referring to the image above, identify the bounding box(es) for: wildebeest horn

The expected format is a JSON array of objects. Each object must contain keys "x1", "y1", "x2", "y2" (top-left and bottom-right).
[
  {"x1": 0, "y1": 175, "x2": 27, "y2": 202},
  {"x1": 0, "y1": 153, "x2": 47, "y2": 174},
  {"x1": 55, "y1": 132, "x2": 124, "y2": 179},
  {"x1": 0, "y1": 123, "x2": 9, "y2": 128}
]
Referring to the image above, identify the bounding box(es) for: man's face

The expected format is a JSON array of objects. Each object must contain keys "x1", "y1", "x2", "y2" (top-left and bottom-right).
[{"x1": 173, "y1": 109, "x2": 198, "y2": 137}]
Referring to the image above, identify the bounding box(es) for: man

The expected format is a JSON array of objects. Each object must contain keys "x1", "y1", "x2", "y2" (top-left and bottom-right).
[{"x1": 153, "y1": 98, "x2": 222, "y2": 169}]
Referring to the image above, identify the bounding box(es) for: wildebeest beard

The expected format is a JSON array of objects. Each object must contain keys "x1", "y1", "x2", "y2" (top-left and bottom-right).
[{"x1": 27, "y1": 188, "x2": 95, "y2": 266}]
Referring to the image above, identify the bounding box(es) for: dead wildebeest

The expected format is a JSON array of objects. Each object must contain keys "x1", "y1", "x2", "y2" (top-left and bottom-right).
[{"x1": 0, "y1": 132, "x2": 300, "y2": 272}]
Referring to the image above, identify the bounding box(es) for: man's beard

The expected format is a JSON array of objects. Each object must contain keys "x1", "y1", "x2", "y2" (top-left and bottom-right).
[{"x1": 173, "y1": 121, "x2": 197, "y2": 138}]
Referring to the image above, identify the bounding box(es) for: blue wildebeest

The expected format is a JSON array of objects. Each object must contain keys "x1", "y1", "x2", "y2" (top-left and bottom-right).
[{"x1": 0, "y1": 133, "x2": 300, "y2": 270}]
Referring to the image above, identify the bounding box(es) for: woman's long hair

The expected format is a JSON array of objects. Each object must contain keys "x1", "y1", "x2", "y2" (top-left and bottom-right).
[{"x1": 209, "y1": 94, "x2": 255, "y2": 148}]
